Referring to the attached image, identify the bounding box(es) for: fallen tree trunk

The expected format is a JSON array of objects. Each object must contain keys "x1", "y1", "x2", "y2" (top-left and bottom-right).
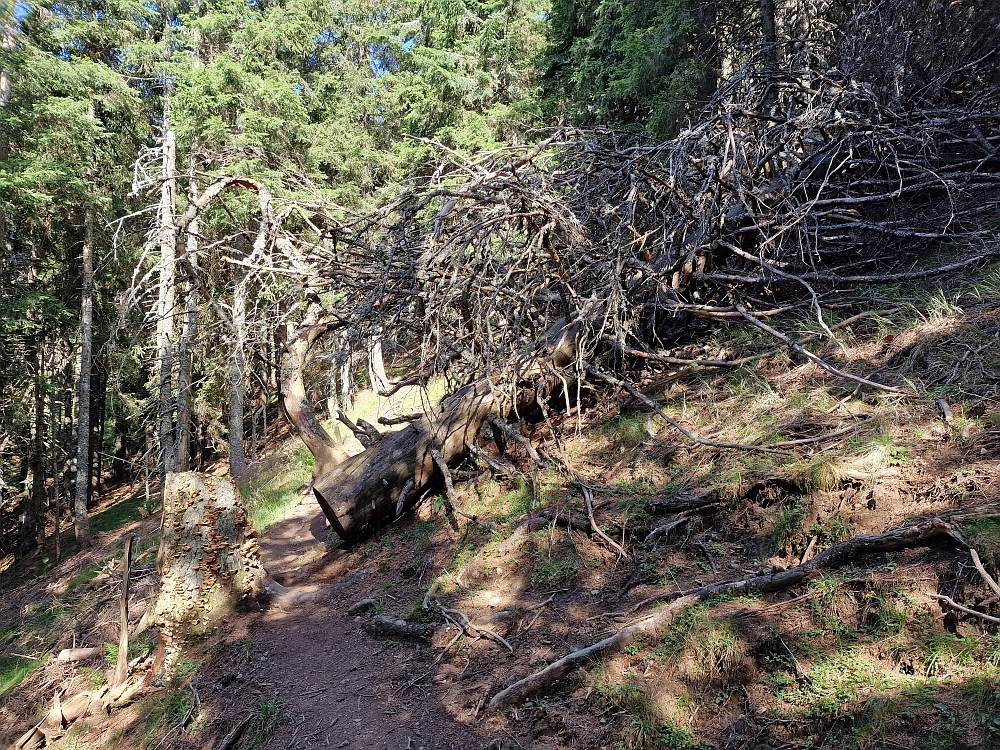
[
  {"x1": 487, "y1": 517, "x2": 958, "y2": 712},
  {"x1": 312, "y1": 321, "x2": 579, "y2": 543}
]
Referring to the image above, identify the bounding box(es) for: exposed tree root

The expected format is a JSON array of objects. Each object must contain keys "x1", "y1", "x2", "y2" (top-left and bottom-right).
[{"x1": 487, "y1": 517, "x2": 958, "y2": 712}]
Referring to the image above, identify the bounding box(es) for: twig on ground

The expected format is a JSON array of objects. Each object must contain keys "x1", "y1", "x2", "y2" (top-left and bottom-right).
[
  {"x1": 488, "y1": 518, "x2": 957, "y2": 710},
  {"x1": 430, "y1": 449, "x2": 496, "y2": 532},
  {"x1": 733, "y1": 304, "x2": 908, "y2": 394},
  {"x1": 930, "y1": 593, "x2": 1000, "y2": 624},
  {"x1": 586, "y1": 365, "x2": 791, "y2": 455},
  {"x1": 970, "y1": 548, "x2": 1000, "y2": 598}
]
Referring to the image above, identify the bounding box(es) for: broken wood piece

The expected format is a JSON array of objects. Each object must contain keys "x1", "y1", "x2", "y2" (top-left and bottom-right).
[
  {"x1": 578, "y1": 481, "x2": 628, "y2": 558},
  {"x1": 56, "y1": 647, "x2": 101, "y2": 662},
  {"x1": 486, "y1": 416, "x2": 544, "y2": 467},
  {"x1": 431, "y1": 448, "x2": 496, "y2": 532},
  {"x1": 488, "y1": 595, "x2": 697, "y2": 711},
  {"x1": 347, "y1": 598, "x2": 380, "y2": 616},
  {"x1": 938, "y1": 398, "x2": 953, "y2": 423},
  {"x1": 112, "y1": 534, "x2": 134, "y2": 687},
  {"x1": 395, "y1": 478, "x2": 415, "y2": 516},
  {"x1": 365, "y1": 615, "x2": 431, "y2": 640},
  {"x1": 969, "y1": 548, "x2": 1000, "y2": 598},
  {"x1": 489, "y1": 518, "x2": 958, "y2": 710},
  {"x1": 930, "y1": 593, "x2": 1000, "y2": 624},
  {"x1": 378, "y1": 413, "x2": 424, "y2": 426},
  {"x1": 643, "y1": 517, "x2": 689, "y2": 545},
  {"x1": 466, "y1": 442, "x2": 516, "y2": 476}
]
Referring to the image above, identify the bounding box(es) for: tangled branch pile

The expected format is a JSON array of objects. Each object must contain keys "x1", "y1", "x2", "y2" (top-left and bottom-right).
[{"x1": 283, "y1": 0, "x2": 999, "y2": 396}]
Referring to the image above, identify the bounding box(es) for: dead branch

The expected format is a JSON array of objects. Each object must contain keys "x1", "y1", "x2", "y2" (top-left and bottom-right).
[
  {"x1": 970, "y1": 548, "x2": 1000, "y2": 598},
  {"x1": 733, "y1": 304, "x2": 908, "y2": 394},
  {"x1": 930, "y1": 594, "x2": 1000, "y2": 625},
  {"x1": 489, "y1": 517, "x2": 956, "y2": 710},
  {"x1": 112, "y1": 535, "x2": 135, "y2": 687}
]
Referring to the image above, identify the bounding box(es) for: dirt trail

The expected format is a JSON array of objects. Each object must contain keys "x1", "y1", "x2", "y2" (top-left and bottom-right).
[{"x1": 211, "y1": 496, "x2": 492, "y2": 750}]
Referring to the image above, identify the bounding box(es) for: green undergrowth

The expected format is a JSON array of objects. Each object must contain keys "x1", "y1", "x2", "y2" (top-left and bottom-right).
[
  {"x1": 593, "y1": 675, "x2": 711, "y2": 749},
  {"x1": 242, "y1": 444, "x2": 314, "y2": 532},
  {"x1": 91, "y1": 493, "x2": 161, "y2": 534},
  {"x1": 0, "y1": 653, "x2": 46, "y2": 695}
]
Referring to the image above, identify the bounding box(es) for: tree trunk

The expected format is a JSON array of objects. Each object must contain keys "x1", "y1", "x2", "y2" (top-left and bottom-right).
[
  {"x1": 153, "y1": 472, "x2": 264, "y2": 680},
  {"x1": 176, "y1": 166, "x2": 199, "y2": 472},
  {"x1": 73, "y1": 205, "x2": 94, "y2": 545},
  {"x1": 87, "y1": 357, "x2": 108, "y2": 508},
  {"x1": 312, "y1": 321, "x2": 578, "y2": 543},
  {"x1": 27, "y1": 335, "x2": 46, "y2": 549},
  {"x1": 228, "y1": 281, "x2": 249, "y2": 479},
  {"x1": 279, "y1": 317, "x2": 348, "y2": 477},
  {"x1": 155, "y1": 111, "x2": 178, "y2": 473},
  {"x1": 760, "y1": 0, "x2": 779, "y2": 109}
]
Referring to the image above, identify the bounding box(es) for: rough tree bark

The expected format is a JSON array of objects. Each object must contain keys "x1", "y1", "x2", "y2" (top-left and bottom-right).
[
  {"x1": 153, "y1": 472, "x2": 264, "y2": 680},
  {"x1": 154, "y1": 107, "x2": 178, "y2": 474},
  {"x1": 228, "y1": 280, "x2": 249, "y2": 479},
  {"x1": 73, "y1": 204, "x2": 94, "y2": 545},
  {"x1": 311, "y1": 321, "x2": 578, "y2": 543},
  {"x1": 175, "y1": 163, "x2": 199, "y2": 472}
]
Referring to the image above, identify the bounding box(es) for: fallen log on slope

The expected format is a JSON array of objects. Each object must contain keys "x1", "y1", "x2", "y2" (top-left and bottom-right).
[
  {"x1": 487, "y1": 517, "x2": 958, "y2": 712},
  {"x1": 312, "y1": 321, "x2": 579, "y2": 544}
]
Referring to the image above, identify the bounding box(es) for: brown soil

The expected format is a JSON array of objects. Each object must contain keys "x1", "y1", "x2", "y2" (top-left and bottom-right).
[{"x1": 195, "y1": 498, "x2": 495, "y2": 750}]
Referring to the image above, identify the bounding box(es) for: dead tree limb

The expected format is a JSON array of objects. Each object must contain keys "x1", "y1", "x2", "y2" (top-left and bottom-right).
[
  {"x1": 112, "y1": 535, "x2": 134, "y2": 687},
  {"x1": 488, "y1": 517, "x2": 955, "y2": 711},
  {"x1": 585, "y1": 365, "x2": 791, "y2": 455},
  {"x1": 733, "y1": 304, "x2": 908, "y2": 395}
]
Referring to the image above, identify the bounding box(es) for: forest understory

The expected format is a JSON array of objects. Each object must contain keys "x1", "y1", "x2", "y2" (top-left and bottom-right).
[
  {"x1": 2, "y1": 260, "x2": 1000, "y2": 750},
  {"x1": 3, "y1": 0, "x2": 1000, "y2": 746}
]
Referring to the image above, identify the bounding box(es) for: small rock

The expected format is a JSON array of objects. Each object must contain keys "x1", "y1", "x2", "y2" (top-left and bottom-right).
[{"x1": 590, "y1": 589, "x2": 600, "y2": 596}]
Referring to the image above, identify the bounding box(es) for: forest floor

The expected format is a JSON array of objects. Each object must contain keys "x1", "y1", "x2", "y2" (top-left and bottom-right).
[{"x1": 2, "y1": 262, "x2": 1000, "y2": 749}]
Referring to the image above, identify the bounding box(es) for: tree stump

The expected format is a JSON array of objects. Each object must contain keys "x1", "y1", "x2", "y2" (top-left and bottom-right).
[{"x1": 153, "y1": 472, "x2": 264, "y2": 680}]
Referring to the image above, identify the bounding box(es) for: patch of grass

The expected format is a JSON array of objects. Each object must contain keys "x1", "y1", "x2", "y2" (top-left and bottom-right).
[
  {"x1": 67, "y1": 563, "x2": 105, "y2": 591},
  {"x1": 657, "y1": 604, "x2": 749, "y2": 689},
  {"x1": 785, "y1": 651, "x2": 888, "y2": 719},
  {"x1": 0, "y1": 654, "x2": 45, "y2": 695},
  {"x1": 531, "y1": 558, "x2": 578, "y2": 585},
  {"x1": 920, "y1": 634, "x2": 978, "y2": 677},
  {"x1": 593, "y1": 675, "x2": 710, "y2": 749},
  {"x1": 80, "y1": 667, "x2": 107, "y2": 688},
  {"x1": 656, "y1": 721, "x2": 712, "y2": 749},
  {"x1": 243, "y1": 445, "x2": 314, "y2": 532},
  {"x1": 963, "y1": 672, "x2": 1000, "y2": 740},
  {"x1": 861, "y1": 591, "x2": 910, "y2": 636},
  {"x1": 597, "y1": 411, "x2": 649, "y2": 443},
  {"x1": 240, "y1": 698, "x2": 286, "y2": 750},
  {"x1": 771, "y1": 497, "x2": 808, "y2": 553},
  {"x1": 144, "y1": 688, "x2": 194, "y2": 744},
  {"x1": 91, "y1": 492, "x2": 161, "y2": 534}
]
